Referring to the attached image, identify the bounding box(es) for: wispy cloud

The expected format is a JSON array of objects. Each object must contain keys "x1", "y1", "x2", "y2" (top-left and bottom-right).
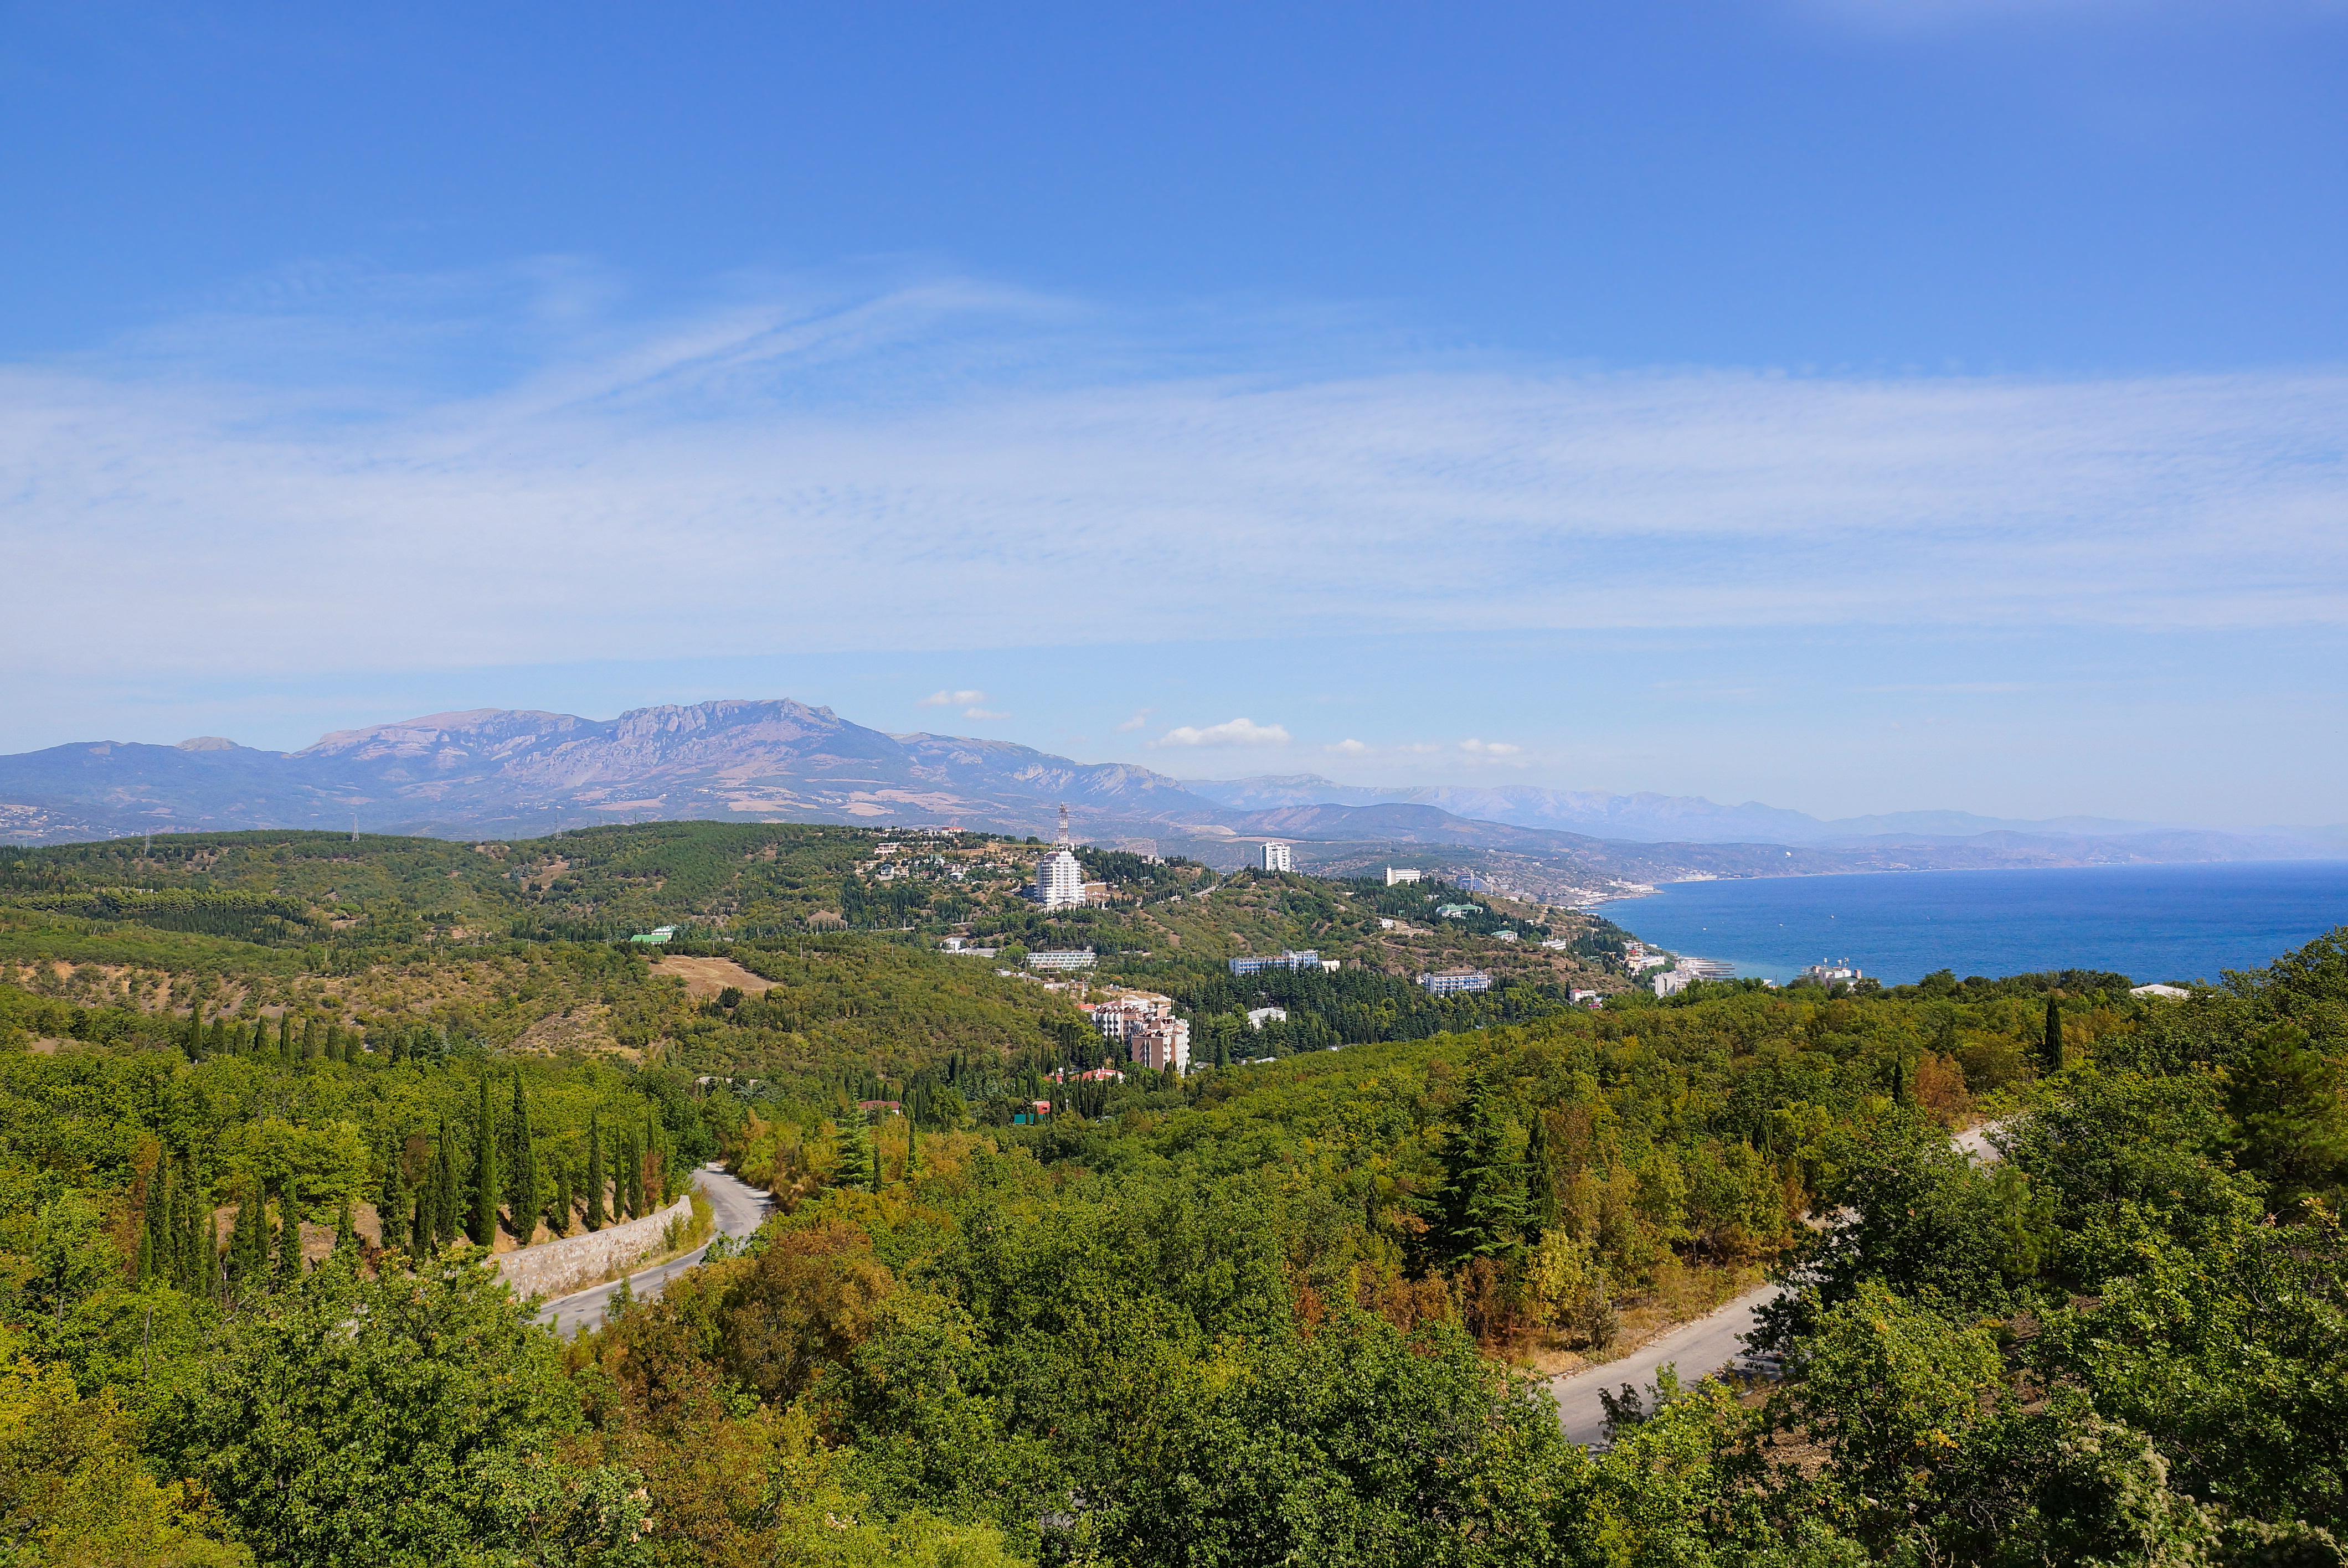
[
  {"x1": 1325, "y1": 738, "x2": 1370, "y2": 755},
  {"x1": 964, "y1": 706, "x2": 1010, "y2": 720},
  {"x1": 4, "y1": 263, "x2": 2342, "y2": 700},
  {"x1": 1460, "y1": 739, "x2": 1521, "y2": 756},
  {"x1": 1115, "y1": 708, "x2": 1154, "y2": 733},
  {"x1": 919, "y1": 689, "x2": 988, "y2": 708},
  {"x1": 1154, "y1": 718, "x2": 1292, "y2": 747}
]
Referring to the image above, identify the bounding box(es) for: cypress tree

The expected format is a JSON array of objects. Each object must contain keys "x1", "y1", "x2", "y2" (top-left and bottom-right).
[
  {"x1": 276, "y1": 1180, "x2": 303, "y2": 1283},
  {"x1": 1524, "y1": 1107, "x2": 1558, "y2": 1243},
  {"x1": 622, "y1": 1128, "x2": 642, "y2": 1218},
  {"x1": 507, "y1": 1073, "x2": 537, "y2": 1241},
  {"x1": 176, "y1": 1169, "x2": 204, "y2": 1294},
  {"x1": 550, "y1": 1155, "x2": 573, "y2": 1237},
  {"x1": 334, "y1": 1194, "x2": 356, "y2": 1254},
  {"x1": 906, "y1": 1119, "x2": 920, "y2": 1183},
  {"x1": 229, "y1": 1180, "x2": 266, "y2": 1298},
  {"x1": 183, "y1": 1013, "x2": 204, "y2": 1061},
  {"x1": 434, "y1": 1119, "x2": 460, "y2": 1246},
  {"x1": 870, "y1": 1134, "x2": 883, "y2": 1194},
  {"x1": 207, "y1": 1017, "x2": 227, "y2": 1058},
  {"x1": 410, "y1": 1187, "x2": 430, "y2": 1258},
  {"x1": 277, "y1": 1015, "x2": 294, "y2": 1067},
  {"x1": 585, "y1": 1114, "x2": 606, "y2": 1231},
  {"x1": 378, "y1": 1158, "x2": 406, "y2": 1247},
  {"x1": 137, "y1": 1156, "x2": 169, "y2": 1287},
  {"x1": 2041, "y1": 995, "x2": 2063, "y2": 1076},
  {"x1": 470, "y1": 1074, "x2": 500, "y2": 1245},
  {"x1": 302, "y1": 1018, "x2": 320, "y2": 1061}
]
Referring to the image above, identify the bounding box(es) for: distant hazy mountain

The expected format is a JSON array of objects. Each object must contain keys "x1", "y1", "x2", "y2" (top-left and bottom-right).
[
  {"x1": 3, "y1": 706, "x2": 2331, "y2": 888},
  {"x1": 1181, "y1": 775, "x2": 2193, "y2": 845},
  {"x1": 0, "y1": 700, "x2": 1223, "y2": 844}
]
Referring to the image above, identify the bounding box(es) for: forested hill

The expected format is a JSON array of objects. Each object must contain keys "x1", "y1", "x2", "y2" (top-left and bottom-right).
[
  {"x1": 5, "y1": 876, "x2": 2345, "y2": 1562},
  {"x1": 0, "y1": 819, "x2": 1632, "y2": 1089}
]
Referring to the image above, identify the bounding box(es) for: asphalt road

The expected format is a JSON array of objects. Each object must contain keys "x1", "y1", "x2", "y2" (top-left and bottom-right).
[
  {"x1": 535, "y1": 1163, "x2": 775, "y2": 1339},
  {"x1": 1547, "y1": 1120, "x2": 2005, "y2": 1446}
]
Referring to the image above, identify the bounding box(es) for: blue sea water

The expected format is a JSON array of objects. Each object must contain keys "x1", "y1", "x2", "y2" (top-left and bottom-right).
[{"x1": 1592, "y1": 860, "x2": 2348, "y2": 988}]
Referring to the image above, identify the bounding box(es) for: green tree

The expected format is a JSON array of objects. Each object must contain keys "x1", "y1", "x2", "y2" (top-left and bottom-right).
[
  {"x1": 506, "y1": 1072, "x2": 537, "y2": 1242},
  {"x1": 275, "y1": 1180, "x2": 302, "y2": 1286},
  {"x1": 1525, "y1": 1106, "x2": 1558, "y2": 1242},
  {"x1": 835, "y1": 1112, "x2": 876, "y2": 1195},
  {"x1": 229, "y1": 1180, "x2": 268, "y2": 1299},
  {"x1": 469, "y1": 1074, "x2": 499, "y2": 1247},
  {"x1": 2225, "y1": 1023, "x2": 2348, "y2": 1214},
  {"x1": 137, "y1": 1157, "x2": 170, "y2": 1287},
  {"x1": 585, "y1": 1113, "x2": 606, "y2": 1232},
  {"x1": 157, "y1": 1251, "x2": 648, "y2": 1566},
  {"x1": 1425, "y1": 1069, "x2": 1526, "y2": 1267},
  {"x1": 2042, "y1": 993, "x2": 2064, "y2": 1076}
]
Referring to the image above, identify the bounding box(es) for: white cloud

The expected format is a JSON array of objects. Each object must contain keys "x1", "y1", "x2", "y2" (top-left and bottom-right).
[
  {"x1": 1153, "y1": 718, "x2": 1291, "y2": 747},
  {"x1": 964, "y1": 706, "x2": 1010, "y2": 720},
  {"x1": 920, "y1": 689, "x2": 987, "y2": 708},
  {"x1": 1325, "y1": 738, "x2": 1370, "y2": 755},
  {"x1": 1460, "y1": 739, "x2": 1521, "y2": 755},
  {"x1": 1115, "y1": 708, "x2": 1154, "y2": 733},
  {"x1": 3, "y1": 264, "x2": 2343, "y2": 705}
]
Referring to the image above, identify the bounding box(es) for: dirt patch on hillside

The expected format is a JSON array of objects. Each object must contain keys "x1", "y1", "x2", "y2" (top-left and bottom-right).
[
  {"x1": 512, "y1": 1002, "x2": 625, "y2": 1055},
  {"x1": 653, "y1": 955, "x2": 777, "y2": 1000}
]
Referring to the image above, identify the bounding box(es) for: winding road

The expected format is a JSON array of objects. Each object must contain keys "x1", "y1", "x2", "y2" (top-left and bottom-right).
[
  {"x1": 535, "y1": 1164, "x2": 775, "y2": 1339},
  {"x1": 1546, "y1": 1121, "x2": 2005, "y2": 1446}
]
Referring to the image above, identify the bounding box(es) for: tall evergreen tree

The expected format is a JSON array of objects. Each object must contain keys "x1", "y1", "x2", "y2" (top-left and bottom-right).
[
  {"x1": 1428, "y1": 1070, "x2": 1528, "y2": 1268},
  {"x1": 1524, "y1": 1107, "x2": 1558, "y2": 1242},
  {"x1": 622, "y1": 1128, "x2": 643, "y2": 1218},
  {"x1": 175, "y1": 1168, "x2": 204, "y2": 1294},
  {"x1": 410, "y1": 1186, "x2": 430, "y2": 1258},
  {"x1": 905, "y1": 1119, "x2": 920, "y2": 1183},
  {"x1": 585, "y1": 1114, "x2": 606, "y2": 1232},
  {"x1": 550, "y1": 1154, "x2": 573, "y2": 1238},
  {"x1": 251, "y1": 1017, "x2": 270, "y2": 1059},
  {"x1": 434, "y1": 1119, "x2": 461, "y2": 1246},
  {"x1": 334, "y1": 1193, "x2": 356, "y2": 1254},
  {"x1": 230, "y1": 1180, "x2": 269, "y2": 1298},
  {"x1": 301, "y1": 1018, "x2": 320, "y2": 1062},
  {"x1": 276, "y1": 1180, "x2": 303, "y2": 1284},
  {"x1": 507, "y1": 1073, "x2": 537, "y2": 1241},
  {"x1": 138, "y1": 1156, "x2": 169, "y2": 1286},
  {"x1": 378, "y1": 1158, "x2": 406, "y2": 1251},
  {"x1": 835, "y1": 1112, "x2": 875, "y2": 1194},
  {"x1": 2041, "y1": 995, "x2": 2064, "y2": 1076},
  {"x1": 183, "y1": 1013, "x2": 204, "y2": 1061},
  {"x1": 470, "y1": 1074, "x2": 500, "y2": 1246}
]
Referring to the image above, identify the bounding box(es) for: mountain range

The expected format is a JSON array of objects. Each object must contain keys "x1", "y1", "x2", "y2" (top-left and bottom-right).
[{"x1": 1, "y1": 700, "x2": 2334, "y2": 899}]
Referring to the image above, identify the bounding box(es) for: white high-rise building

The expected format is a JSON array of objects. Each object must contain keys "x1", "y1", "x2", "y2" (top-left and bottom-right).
[
  {"x1": 1259, "y1": 841, "x2": 1292, "y2": 873},
  {"x1": 1034, "y1": 803, "x2": 1086, "y2": 909}
]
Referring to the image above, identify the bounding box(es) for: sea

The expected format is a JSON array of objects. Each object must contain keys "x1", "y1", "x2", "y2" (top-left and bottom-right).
[{"x1": 1590, "y1": 860, "x2": 2348, "y2": 988}]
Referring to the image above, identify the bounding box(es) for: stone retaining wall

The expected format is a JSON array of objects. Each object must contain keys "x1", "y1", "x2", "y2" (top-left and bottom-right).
[{"x1": 493, "y1": 1193, "x2": 694, "y2": 1300}]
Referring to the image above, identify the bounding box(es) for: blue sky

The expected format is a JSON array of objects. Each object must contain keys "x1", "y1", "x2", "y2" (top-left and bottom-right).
[{"x1": 3, "y1": 1, "x2": 2343, "y2": 825}]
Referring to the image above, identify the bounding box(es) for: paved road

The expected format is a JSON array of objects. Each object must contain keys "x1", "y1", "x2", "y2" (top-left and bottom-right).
[
  {"x1": 535, "y1": 1164, "x2": 774, "y2": 1339},
  {"x1": 1546, "y1": 1120, "x2": 2005, "y2": 1446}
]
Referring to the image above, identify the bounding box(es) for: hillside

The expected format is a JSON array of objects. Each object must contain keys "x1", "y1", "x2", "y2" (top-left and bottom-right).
[
  {"x1": 0, "y1": 821, "x2": 1630, "y2": 1095},
  {"x1": 8, "y1": 702, "x2": 2328, "y2": 893}
]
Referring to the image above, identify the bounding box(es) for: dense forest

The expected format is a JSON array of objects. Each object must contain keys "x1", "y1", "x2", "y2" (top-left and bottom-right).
[{"x1": 1, "y1": 824, "x2": 2342, "y2": 1565}]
